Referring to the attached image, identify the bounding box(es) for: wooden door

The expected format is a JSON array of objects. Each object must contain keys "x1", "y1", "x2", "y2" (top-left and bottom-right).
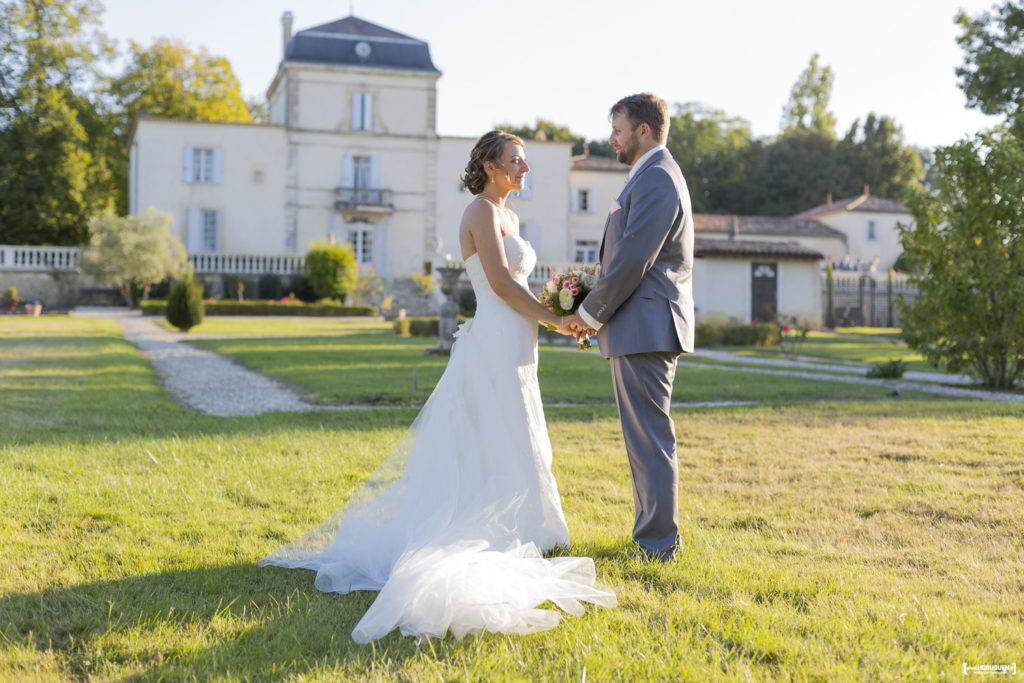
[{"x1": 751, "y1": 262, "x2": 778, "y2": 322}]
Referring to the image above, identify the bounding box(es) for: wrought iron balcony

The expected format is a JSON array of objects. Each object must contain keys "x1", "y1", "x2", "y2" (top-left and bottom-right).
[{"x1": 334, "y1": 187, "x2": 394, "y2": 213}]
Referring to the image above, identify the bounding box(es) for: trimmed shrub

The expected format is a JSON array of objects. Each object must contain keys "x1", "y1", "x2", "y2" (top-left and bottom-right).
[
  {"x1": 696, "y1": 321, "x2": 780, "y2": 347},
  {"x1": 305, "y1": 241, "x2": 357, "y2": 301},
  {"x1": 258, "y1": 273, "x2": 282, "y2": 300},
  {"x1": 166, "y1": 273, "x2": 205, "y2": 332},
  {"x1": 867, "y1": 359, "x2": 907, "y2": 379},
  {"x1": 393, "y1": 318, "x2": 411, "y2": 336},
  {"x1": 288, "y1": 273, "x2": 318, "y2": 303},
  {"x1": 2, "y1": 287, "x2": 21, "y2": 311},
  {"x1": 405, "y1": 316, "x2": 466, "y2": 337}
]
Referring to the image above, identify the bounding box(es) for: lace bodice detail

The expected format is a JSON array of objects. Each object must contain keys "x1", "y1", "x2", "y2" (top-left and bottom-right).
[
  {"x1": 503, "y1": 234, "x2": 536, "y2": 277},
  {"x1": 465, "y1": 234, "x2": 536, "y2": 294}
]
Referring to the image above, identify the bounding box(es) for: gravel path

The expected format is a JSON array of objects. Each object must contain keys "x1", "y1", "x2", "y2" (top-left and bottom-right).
[
  {"x1": 74, "y1": 308, "x2": 346, "y2": 417},
  {"x1": 73, "y1": 308, "x2": 1023, "y2": 415},
  {"x1": 684, "y1": 350, "x2": 1024, "y2": 402}
]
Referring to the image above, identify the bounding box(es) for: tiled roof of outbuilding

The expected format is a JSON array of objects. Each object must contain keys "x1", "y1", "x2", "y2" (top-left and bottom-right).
[
  {"x1": 695, "y1": 238, "x2": 824, "y2": 261},
  {"x1": 286, "y1": 15, "x2": 440, "y2": 74},
  {"x1": 694, "y1": 214, "x2": 845, "y2": 239}
]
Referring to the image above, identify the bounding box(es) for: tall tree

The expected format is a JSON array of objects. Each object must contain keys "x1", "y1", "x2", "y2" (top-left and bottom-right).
[
  {"x1": 899, "y1": 129, "x2": 1024, "y2": 389},
  {"x1": 781, "y1": 53, "x2": 836, "y2": 135},
  {"x1": 838, "y1": 113, "x2": 924, "y2": 199},
  {"x1": 956, "y1": 0, "x2": 1024, "y2": 137},
  {"x1": 666, "y1": 102, "x2": 758, "y2": 213},
  {"x1": 0, "y1": 0, "x2": 114, "y2": 245},
  {"x1": 740, "y1": 129, "x2": 844, "y2": 216},
  {"x1": 105, "y1": 38, "x2": 252, "y2": 213}
]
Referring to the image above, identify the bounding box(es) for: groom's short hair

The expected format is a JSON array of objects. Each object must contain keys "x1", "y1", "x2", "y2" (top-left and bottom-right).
[{"x1": 611, "y1": 93, "x2": 668, "y2": 144}]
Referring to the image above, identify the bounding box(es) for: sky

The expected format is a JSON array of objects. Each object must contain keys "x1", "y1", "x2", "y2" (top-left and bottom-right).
[{"x1": 97, "y1": 0, "x2": 1005, "y2": 149}]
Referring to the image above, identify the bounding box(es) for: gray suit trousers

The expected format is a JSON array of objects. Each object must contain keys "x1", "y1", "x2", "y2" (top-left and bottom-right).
[{"x1": 609, "y1": 351, "x2": 680, "y2": 554}]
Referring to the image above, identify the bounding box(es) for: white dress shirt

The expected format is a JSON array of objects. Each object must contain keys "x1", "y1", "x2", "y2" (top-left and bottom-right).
[{"x1": 578, "y1": 144, "x2": 667, "y2": 332}]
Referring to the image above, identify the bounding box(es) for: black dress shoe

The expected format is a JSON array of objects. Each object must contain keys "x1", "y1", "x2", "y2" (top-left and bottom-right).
[{"x1": 638, "y1": 535, "x2": 681, "y2": 563}]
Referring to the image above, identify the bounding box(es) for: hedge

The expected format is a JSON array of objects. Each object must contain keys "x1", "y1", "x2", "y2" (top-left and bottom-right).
[
  {"x1": 139, "y1": 300, "x2": 378, "y2": 317},
  {"x1": 695, "y1": 321, "x2": 781, "y2": 347},
  {"x1": 393, "y1": 316, "x2": 467, "y2": 337}
]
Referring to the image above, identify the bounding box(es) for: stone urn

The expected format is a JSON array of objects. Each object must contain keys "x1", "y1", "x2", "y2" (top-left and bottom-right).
[{"x1": 428, "y1": 265, "x2": 465, "y2": 355}]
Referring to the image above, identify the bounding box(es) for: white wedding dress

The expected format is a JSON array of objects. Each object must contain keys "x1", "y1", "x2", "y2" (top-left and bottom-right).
[{"x1": 260, "y1": 234, "x2": 616, "y2": 643}]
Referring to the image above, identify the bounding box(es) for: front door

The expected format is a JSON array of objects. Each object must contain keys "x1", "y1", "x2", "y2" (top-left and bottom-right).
[{"x1": 751, "y1": 262, "x2": 778, "y2": 323}]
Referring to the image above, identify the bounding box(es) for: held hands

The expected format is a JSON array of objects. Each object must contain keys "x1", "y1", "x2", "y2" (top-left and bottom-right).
[{"x1": 567, "y1": 312, "x2": 595, "y2": 343}]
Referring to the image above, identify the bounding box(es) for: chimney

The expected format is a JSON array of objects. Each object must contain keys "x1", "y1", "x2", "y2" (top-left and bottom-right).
[
  {"x1": 729, "y1": 215, "x2": 738, "y2": 240},
  {"x1": 826, "y1": 192, "x2": 832, "y2": 205},
  {"x1": 281, "y1": 11, "x2": 294, "y2": 58},
  {"x1": 864, "y1": 184, "x2": 870, "y2": 196}
]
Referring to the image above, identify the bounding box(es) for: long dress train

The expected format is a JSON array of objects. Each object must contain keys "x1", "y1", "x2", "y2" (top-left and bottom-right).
[{"x1": 260, "y1": 234, "x2": 616, "y2": 643}]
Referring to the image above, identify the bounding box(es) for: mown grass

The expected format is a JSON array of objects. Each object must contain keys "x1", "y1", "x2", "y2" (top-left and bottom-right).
[
  {"x1": 181, "y1": 319, "x2": 927, "y2": 405},
  {"x1": 712, "y1": 329, "x2": 942, "y2": 373},
  {"x1": 2, "y1": 316, "x2": 1022, "y2": 681}
]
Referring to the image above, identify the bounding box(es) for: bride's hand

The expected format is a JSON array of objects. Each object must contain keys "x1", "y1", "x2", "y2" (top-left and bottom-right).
[{"x1": 554, "y1": 316, "x2": 575, "y2": 336}]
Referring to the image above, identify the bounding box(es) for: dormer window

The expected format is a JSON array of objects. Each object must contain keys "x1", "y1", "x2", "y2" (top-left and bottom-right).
[{"x1": 352, "y1": 93, "x2": 374, "y2": 131}]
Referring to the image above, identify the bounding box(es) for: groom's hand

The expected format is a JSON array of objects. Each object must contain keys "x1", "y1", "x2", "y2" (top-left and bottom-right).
[{"x1": 568, "y1": 312, "x2": 595, "y2": 342}]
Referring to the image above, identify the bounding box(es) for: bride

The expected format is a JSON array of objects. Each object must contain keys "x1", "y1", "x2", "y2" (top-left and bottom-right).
[{"x1": 260, "y1": 131, "x2": 616, "y2": 643}]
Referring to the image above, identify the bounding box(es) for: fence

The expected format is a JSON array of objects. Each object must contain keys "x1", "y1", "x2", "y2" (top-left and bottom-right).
[{"x1": 823, "y1": 271, "x2": 920, "y2": 328}]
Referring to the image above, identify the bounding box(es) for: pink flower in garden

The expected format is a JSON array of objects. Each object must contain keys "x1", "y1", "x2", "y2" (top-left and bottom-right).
[
  {"x1": 750, "y1": 320, "x2": 756, "y2": 326},
  {"x1": 782, "y1": 324, "x2": 791, "y2": 332},
  {"x1": 207, "y1": 297, "x2": 215, "y2": 303}
]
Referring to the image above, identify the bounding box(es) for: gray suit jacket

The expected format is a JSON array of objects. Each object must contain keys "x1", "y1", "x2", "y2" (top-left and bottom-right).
[{"x1": 580, "y1": 148, "x2": 694, "y2": 359}]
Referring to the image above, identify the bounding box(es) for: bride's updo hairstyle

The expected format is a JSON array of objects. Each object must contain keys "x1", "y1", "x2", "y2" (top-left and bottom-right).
[{"x1": 461, "y1": 130, "x2": 525, "y2": 195}]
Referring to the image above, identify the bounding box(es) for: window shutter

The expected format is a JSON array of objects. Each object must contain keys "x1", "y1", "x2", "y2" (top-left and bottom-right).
[
  {"x1": 182, "y1": 147, "x2": 194, "y2": 184},
  {"x1": 590, "y1": 188, "x2": 600, "y2": 213},
  {"x1": 211, "y1": 149, "x2": 223, "y2": 184},
  {"x1": 342, "y1": 154, "x2": 355, "y2": 188},
  {"x1": 208, "y1": 210, "x2": 221, "y2": 251},
  {"x1": 369, "y1": 156, "x2": 380, "y2": 189},
  {"x1": 186, "y1": 208, "x2": 202, "y2": 251},
  {"x1": 363, "y1": 94, "x2": 374, "y2": 131},
  {"x1": 570, "y1": 188, "x2": 579, "y2": 212},
  {"x1": 351, "y1": 93, "x2": 363, "y2": 130}
]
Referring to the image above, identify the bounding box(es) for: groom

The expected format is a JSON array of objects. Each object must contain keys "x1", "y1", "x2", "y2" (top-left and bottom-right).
[{"x1": 570, "y1": 93, "x2": 694, "y2": 562}]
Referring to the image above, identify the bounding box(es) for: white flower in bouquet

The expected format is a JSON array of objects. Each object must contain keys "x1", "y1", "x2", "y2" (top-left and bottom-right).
[
  {"x1": 581, "y1": 272, "x2": 597, "y2": 289},
  {"x1": 558, "y1": 288, "x2": 574, "y2": 310}
]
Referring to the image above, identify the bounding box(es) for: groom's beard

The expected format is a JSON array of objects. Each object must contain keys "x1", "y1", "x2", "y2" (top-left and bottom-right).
[{"x1": 615, "y1": 132, "x2": 641, "y2": 165}]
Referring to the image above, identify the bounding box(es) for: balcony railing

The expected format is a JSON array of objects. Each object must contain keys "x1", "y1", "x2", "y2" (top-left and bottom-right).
[
  {"x1": 0, "y1": 245, "x2": 303, "y2": 275},
  {"x1": 334, "y1": 187, "x2": 394, "y2": 212},
  {"x1": 0, "y1": 245, "x2": 80, "y2": 271}
]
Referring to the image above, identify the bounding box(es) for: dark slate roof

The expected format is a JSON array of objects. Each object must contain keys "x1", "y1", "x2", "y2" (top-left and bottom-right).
[
  {"x1": 571, "y1": 154, "x2": 630, "y2": 172},
  {"x1": 285, "y1": 15, "x2": 439, "y2": 74},
  {"x1": 694, "y1": 214, "x2": 845, "y2": 239},
  {"x1": 794, "y1": 192, "x2": 908, "y2": 218},
  {"x1": 695, "y1": 238, "x2": 824, "y2": 261}
]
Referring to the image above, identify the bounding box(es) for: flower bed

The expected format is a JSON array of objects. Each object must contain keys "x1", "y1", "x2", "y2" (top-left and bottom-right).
[{"x1": 140, "y1": 298, "x2": 378, "y2": 317}]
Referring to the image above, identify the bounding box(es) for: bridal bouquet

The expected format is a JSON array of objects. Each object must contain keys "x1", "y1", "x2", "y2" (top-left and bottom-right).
[{"x1": 541, "y1": 264, "x2": 601, "y2": 349}]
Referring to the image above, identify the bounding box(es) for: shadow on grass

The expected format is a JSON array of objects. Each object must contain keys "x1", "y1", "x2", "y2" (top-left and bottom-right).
[{"x1": 0, "y1": 562, "x2": 436, "y2": 680}]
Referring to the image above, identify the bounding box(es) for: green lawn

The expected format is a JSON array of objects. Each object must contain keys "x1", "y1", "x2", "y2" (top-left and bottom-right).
[
  {"x1": 2, "y1": 316, "x2": 1021, "y2": 680},
  {"x1": 711, "y1": 329, "x2": 943, "y2": 373},
  {"x1": 183, "y1": 319, "x2": 928, "y2": 405}
]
